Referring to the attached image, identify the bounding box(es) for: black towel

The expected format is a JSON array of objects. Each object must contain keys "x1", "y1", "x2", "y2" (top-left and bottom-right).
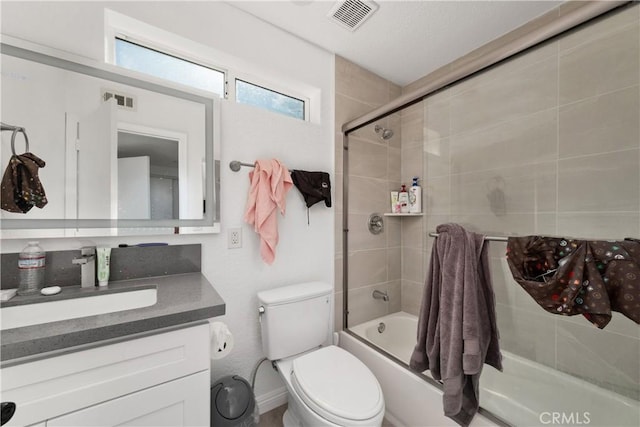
[
  {"x1": 290, "y1": 170, "x2": 331, "y2": 208},
  {"x1": 1, "y1": 152, "x2": 48, "y2": 213}
]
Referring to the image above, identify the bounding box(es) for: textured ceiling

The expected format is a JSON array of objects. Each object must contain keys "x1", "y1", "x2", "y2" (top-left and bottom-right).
[{"x1": 228, "y1": 0, "x2": 561, "y2": 86}]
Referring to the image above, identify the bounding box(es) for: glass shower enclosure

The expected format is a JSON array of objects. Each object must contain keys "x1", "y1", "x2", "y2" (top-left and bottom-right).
[{"x1": 341, "y1": 3, "x2": 640, "y2": 426}]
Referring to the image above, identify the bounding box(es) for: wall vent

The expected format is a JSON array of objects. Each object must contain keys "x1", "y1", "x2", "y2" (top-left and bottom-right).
[
  {"x1": 102, "y1": 89, "x2": 136, "y2": 110},
  {"x1": 328, "y1": 0, "x2": 378, "y2": 32}
]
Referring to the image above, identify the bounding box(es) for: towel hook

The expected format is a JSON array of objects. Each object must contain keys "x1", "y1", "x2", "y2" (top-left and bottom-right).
[{"x1": 10, "y1": 128, "x2": 29, "y2": 155}]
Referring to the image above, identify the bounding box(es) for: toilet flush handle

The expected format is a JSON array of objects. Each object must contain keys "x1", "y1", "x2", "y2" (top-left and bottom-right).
[{"x1": 258, "y1": 306, "x2": 265, "y2": 320}]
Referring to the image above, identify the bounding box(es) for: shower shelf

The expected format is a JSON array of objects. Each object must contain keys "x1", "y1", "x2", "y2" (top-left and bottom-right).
[{"x1": 383, "y1": 213, "x2": 423, "y2": 217}]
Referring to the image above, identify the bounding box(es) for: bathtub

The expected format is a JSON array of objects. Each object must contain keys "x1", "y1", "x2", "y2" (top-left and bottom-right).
[{"x1": 342, "y1": 312, "x2": 639, "y2": 427}]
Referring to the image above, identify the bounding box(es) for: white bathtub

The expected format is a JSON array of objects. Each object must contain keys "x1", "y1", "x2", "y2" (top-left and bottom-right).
[{"x1": 343, "y1": 312, "x2": 640, "y2": 427}]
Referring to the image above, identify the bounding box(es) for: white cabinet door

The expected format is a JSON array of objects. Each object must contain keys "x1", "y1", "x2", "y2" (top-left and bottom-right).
[
  {"x1": 2, "y1": 324, "x2": 209, "y2": 427},
  {"x1": 47, "y1": 371, "x2": 209, "y2": 427}
]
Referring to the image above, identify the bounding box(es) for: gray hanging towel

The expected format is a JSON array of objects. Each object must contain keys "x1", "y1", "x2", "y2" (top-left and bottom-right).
[
  {"x1": 410, "y1": 223, "x2": 502, "y2": 427},
  {"x1": 1, "y1": 152, "x2": 48, "y2": 213},
  {"x1": 290, "y1": 170, "x2": 331, "y2": 208}
]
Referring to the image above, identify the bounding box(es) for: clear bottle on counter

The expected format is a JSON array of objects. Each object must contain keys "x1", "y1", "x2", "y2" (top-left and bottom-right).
[{"x1": 18, "y1": 241, "x2": 46, "y2": 295}]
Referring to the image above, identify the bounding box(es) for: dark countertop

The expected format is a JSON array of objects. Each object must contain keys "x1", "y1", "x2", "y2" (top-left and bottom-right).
[{"x1": 0, "y1": 273, "x2": 225, "y2": 363}]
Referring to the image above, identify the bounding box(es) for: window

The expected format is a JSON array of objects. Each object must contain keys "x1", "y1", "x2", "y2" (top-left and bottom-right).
[
  {"x1": 236, "y1": 79, "x2": 306, "y2": 120},
  {"x1": 108, "y1": 10, "x2": 311, "y2": 122},
  {"x1": 114, "y1": 38, "x2": 226, "y2": 96}
]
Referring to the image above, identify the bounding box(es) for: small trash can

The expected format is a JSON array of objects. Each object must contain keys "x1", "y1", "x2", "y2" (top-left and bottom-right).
[{"x1": 211, "y1": 375, "x2": 258, "y2": 427}]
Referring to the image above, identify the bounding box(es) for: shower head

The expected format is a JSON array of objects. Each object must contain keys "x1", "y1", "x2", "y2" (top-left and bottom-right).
[{"x1": 374, "y1": 125, "x2": 394, "y2": 140}]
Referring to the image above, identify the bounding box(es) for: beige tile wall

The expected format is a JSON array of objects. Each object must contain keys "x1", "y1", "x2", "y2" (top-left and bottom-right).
[
  {"x1": 334, "y1": 56, "x2": 402, "y2": 330},
  {"x1": 399, "y1": 101, "x2": 427, "y2": 315},
  {"x1": 417, "y1": 5, "x2": 640, "y2": 400}
]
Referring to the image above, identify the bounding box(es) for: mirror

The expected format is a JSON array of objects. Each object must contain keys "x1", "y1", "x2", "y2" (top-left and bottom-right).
[
  {"x1": 117, "y1": 130, "x2": 181, "y2": 220},
  {"x1": 0, "y1": 40, "x2": 220, "y2": 236}
]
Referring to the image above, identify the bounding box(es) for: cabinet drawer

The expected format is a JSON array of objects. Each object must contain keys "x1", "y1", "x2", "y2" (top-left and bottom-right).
[
  {"x1": 2, "y1": 324, "x2": 209, "y2": 427},
  {"x1": 47, "y1": 371, "x2": 209, "y2": 427}
]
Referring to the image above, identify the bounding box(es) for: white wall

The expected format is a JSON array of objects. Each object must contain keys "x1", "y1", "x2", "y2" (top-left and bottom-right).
[{"x1": 0, "y1": 1, "x2": 335, "y2": 403}]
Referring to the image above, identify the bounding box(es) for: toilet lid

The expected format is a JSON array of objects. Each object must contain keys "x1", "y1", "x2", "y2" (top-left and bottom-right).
[{"x1": 291, "y1": 346, "x2": 384, "y2": 424}]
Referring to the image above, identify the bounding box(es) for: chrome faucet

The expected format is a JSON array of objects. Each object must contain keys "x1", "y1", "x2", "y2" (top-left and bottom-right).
[
  {"x1": 372, "y1": 290, "x2": 389, "y2": 302},
  {"x1": 72, "y1": 246, "x2": 96, "y2": 288}
]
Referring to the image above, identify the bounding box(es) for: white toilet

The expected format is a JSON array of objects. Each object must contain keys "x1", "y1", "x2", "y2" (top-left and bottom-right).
[{"x1": 257, "y1": 282, "x2": 385, "y2": 427}]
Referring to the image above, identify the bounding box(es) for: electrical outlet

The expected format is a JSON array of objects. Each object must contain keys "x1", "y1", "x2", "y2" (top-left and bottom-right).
[{"x1": 228, "y1": 227, "x2": 242, "y2": 249}]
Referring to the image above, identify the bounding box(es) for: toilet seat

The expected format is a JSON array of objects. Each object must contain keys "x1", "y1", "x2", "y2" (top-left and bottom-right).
[{"x1": 291, "y1": 346, "x2": 384, "y2": 425}]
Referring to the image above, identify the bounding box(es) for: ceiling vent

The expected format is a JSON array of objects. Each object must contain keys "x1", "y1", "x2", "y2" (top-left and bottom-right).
[{"x1": 328, "y1": 0, "x2": 378, "y2": 32}]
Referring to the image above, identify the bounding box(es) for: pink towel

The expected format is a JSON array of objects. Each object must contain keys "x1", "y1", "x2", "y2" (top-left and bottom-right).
[{"x1": 244, "y1": 159, "x2": 293, "y2": 264}]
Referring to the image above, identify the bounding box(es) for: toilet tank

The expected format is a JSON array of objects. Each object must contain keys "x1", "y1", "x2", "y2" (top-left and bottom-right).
[{"x1": 257, "y1": 282, "x2": 332, "y2": 360}]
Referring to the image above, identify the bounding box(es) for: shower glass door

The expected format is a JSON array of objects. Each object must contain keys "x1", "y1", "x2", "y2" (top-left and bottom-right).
[{"x1": 342, "y1": 4, "x2": 640, "y2": 426}]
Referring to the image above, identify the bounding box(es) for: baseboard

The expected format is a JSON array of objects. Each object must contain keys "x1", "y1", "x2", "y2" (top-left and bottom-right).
[
  {"x1": 255, "y1": 386, "x2": 288, "y2": 414},
  {"x1": 383, "y1": 410, "x2": 403, "y2": 427}
]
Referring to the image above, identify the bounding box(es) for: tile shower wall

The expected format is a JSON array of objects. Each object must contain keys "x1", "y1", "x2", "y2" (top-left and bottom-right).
[
  {"x1": 335, "y1": 56, "x2": 402, "y2": 329},
  {"x1": 399, "y1": 101, "x2": 427, "y2": 316},
  {"x1": 419, "y1": 5, "x2": 640, "y2": 399}
]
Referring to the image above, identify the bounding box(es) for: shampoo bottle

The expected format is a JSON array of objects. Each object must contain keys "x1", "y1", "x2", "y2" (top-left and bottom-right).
[
  {"x1": 409, "y1": 177, "x2": 422, "y2": 213},
  {"x1": 398, "y1": 184, "x2": 409, "y2": 213}
]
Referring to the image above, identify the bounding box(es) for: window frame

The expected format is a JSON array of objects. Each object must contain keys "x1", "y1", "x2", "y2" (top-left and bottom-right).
[
  {"x1": 106, "y1": 15, "x2": 311, "y2": 122},
  {"x1": 113, "y1": 36, "x2": 228, "y2": 98},
  {"x1": 235, "y1": 77, "x2": 308, "y2": 121}
]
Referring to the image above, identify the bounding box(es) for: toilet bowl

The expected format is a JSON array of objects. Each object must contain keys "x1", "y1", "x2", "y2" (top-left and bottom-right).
[
  {"x1": 276, "y1": 346, "x2": 385, "y2": 427},
  {"x1": 257, "y1": 282, "x2": 385, "y2": 427}
]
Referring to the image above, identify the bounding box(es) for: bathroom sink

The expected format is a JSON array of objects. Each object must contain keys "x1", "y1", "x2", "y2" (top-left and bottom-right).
[{"x1": 0, "y1": 286, "x2": 157, "y2": 331}]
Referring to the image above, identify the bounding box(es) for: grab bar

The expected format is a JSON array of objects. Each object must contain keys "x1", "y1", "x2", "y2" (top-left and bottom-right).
[{"x1": 428, "y1": 232, "x2": 508, "y2": 242}]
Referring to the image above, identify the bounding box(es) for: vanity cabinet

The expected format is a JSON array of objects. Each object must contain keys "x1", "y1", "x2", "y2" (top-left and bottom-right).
[
  {"x1": 47, "y1": 371, "x2": 208, "y2": 426},
  {"x1": 2, "y1": 324, "x2": 210, "y2": 427}
]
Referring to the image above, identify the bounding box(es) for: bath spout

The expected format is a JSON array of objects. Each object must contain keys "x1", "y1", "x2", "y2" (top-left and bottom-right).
[{"x1": 372, "y1": 290, "x2": 389, "y2": 302}]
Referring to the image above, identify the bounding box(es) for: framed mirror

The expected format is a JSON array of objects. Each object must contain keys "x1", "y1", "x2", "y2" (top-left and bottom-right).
[{"x1": 0, "y1": 39, "x2": 220, "y2": 236}]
